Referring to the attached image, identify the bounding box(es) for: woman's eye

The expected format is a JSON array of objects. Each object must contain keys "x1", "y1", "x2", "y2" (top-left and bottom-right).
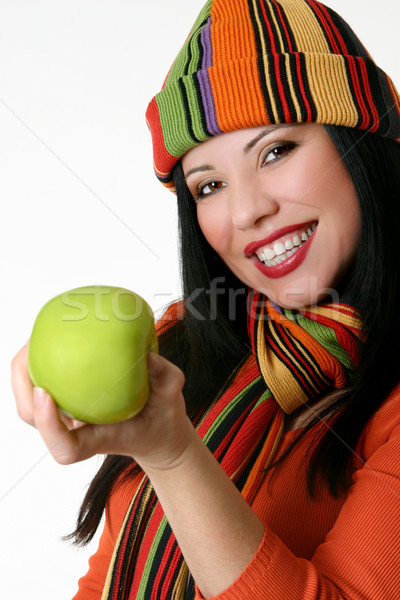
[
  {"x1": 262, "y1": 142, "x2": 296, "y2": 166},
  {"x1": 196, "y1": 180, "x2": 225, "y2": 200}
]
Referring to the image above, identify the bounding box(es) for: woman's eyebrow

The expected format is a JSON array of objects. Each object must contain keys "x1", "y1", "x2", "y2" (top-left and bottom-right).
[
  {"x1": 185, "y1": 164, "x2": 215, "y2": 180},
  {"x1": 243, "y1": 124, "x2": 292, "y2": 154},
  {"x1": 185, "y1": 124, "x2": 295, "y2": 179}
]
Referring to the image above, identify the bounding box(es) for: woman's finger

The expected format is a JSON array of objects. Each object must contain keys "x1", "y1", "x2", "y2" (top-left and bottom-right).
[
  {"x1": 32, "y1": 387, "x2": 88, "y2": 464},
  {"x1": 129, "y1": 352, "x2": 191, "y2": 471},
  {"x1": 147, "y1": 352, "x2": 186, "y2": 402},
  {"x1": 32, "y1": 388, "x2": 126, "y2": 464},
  {"x1": 17, "y1": 349, "x2": 190, "y2": 467}
]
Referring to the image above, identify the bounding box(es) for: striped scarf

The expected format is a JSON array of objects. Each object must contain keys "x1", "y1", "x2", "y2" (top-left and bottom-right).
[{"x1": 101, "y1": 291, "x2": 362, "y2": 599}]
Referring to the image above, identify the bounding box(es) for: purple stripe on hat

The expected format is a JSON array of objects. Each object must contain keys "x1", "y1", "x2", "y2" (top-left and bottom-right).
[
  {"x1": 198, "y1": 17, "x2": 221, "y2": 136},
  {"x1": 201, "y1": 17, "x2": 213, "y2": 70}
]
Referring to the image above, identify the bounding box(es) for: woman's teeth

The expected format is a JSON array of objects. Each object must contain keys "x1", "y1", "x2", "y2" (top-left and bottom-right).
[{"x1": 255, "y1": 223, "x2": 317, "y2": 267}]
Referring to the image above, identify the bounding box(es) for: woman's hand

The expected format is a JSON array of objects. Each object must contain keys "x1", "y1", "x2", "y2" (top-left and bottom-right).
[
  {"x1": 12, "y1": 340, "x2": 265, "y2": 599},
  {"x1": 11, "y1": 341, "x2": 192, "y2": 471}
]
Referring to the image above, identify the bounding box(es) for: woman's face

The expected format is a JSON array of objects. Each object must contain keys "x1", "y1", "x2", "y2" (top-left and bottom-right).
[{"x1": 182, "y1": 123, "x2": 361, "y2": 309}]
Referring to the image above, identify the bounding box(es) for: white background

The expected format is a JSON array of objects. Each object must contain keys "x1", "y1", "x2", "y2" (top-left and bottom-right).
[{"x1": 1, "y1": 1, "x2": 398, "y2": 598}]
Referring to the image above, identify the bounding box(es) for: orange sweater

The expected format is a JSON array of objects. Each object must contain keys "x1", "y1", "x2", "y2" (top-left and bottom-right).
[{"x1": 73, "y1": 386, "x2": 400, "y2": 599}]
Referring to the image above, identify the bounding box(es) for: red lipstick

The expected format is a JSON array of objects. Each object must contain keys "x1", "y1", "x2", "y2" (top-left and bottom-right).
[
  {"x1": 249, "y1": 224, "x2": 317, "y2": 279},
  {"x1": 244, "y1": 221, "x2": 315, "y2": 257}
]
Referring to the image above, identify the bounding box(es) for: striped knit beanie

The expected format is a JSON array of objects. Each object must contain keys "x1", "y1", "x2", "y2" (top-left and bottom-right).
[{"x1": 146, "y1": 0, "x2": 400, "y2": 192}]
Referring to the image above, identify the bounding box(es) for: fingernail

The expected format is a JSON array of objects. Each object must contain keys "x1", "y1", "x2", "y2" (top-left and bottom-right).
[
  {"x1": 33, "y1": 387, "x2": 48, "y2": 407},
  {"x1": 147, "y1": 352, "x2": 163, "y2": 376}
]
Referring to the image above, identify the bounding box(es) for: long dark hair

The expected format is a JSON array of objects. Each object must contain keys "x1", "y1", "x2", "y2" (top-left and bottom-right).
[{"x1": 68, "y1": 125, "x2": 400, "y2": 546}]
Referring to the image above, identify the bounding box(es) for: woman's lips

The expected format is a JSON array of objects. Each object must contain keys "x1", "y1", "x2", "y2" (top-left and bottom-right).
[
  {"x1": 244, "y1": 221, "x2": 315, "y2": 257},
  {"x1": 249, "y1": 223, "x2": 318, "y2": 279}
]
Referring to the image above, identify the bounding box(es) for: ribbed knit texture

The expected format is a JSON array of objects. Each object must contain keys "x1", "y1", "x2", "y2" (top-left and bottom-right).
[
  {"x1": 73, "y1": 385, "x2": 400, "y2": 600},
  {"x1": 97, "y1": 293, "x2": 361, "y2": 600},
  {"x1": 145, "y1": 0, "x2": 400, "y2": 191}
]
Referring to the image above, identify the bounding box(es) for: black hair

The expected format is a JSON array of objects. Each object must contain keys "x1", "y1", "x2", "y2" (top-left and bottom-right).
[
  {"x1": 304, "y1": 125, "x2": 400, "y2": 493},
  {"x1": 67, "y1": 126, "x2": 400, "y2": 546}
]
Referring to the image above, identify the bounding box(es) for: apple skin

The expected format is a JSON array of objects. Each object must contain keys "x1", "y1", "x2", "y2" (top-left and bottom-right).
[{"x1": 28, "y1": 285, "x2": 158, "y2": 424}]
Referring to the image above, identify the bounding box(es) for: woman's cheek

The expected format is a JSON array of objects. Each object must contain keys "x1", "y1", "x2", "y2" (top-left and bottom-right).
[{"x1": 196, "y1": 205, "x2": 225, "y2": 251}]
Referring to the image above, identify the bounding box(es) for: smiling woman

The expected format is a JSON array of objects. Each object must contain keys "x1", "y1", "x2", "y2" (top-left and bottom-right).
[
  {"x1": 9, "y1": 1, "x2": 400, "y2": 599},
  {"x1": 182, "y1": 123, "x2": 361, "y2": 307}
]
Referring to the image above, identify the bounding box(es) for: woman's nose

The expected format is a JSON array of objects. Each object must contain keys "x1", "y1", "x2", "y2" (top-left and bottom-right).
[{"x1": 229, "y1": 180, "x2": 279, "y2": 230}]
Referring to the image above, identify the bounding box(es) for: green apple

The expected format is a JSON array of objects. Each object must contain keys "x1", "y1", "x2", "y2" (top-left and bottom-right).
[{"x1": 28, "y1": 285, "x2": 158, "y2": 424}]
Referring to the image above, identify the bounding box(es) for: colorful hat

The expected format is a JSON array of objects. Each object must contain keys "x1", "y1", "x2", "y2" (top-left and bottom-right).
[{"x1": 146, "y1": 0, "x2": 400, "y2": 192}]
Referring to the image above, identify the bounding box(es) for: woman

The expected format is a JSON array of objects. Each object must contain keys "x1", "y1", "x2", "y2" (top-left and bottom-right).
[{"x1": 11, "y1": 0, "x2": 400, "y2": 598}]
